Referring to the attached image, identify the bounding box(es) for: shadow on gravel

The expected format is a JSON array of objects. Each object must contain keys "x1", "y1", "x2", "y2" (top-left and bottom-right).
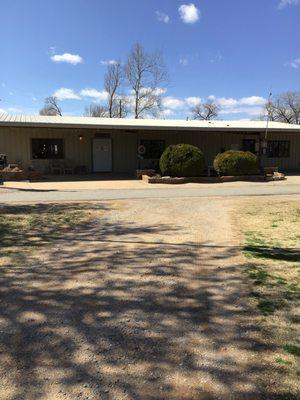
[{"x1": 0, "y1": 203, "x2": 292, "y2": 400}]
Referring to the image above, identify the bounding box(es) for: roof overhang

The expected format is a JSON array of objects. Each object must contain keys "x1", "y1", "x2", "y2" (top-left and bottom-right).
[{"x1": 0, "y1": 114, "x2": 299, "y2": 133}]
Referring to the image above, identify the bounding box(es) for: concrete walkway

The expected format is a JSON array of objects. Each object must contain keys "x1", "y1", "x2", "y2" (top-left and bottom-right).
[{"x1": 1, "y1": 179, "x2": 300, "y2": 203}]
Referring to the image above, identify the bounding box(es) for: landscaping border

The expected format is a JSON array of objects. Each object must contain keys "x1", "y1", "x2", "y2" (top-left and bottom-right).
[{"x1": 142, "y1": 174, "x2": 285, "y2": 184}]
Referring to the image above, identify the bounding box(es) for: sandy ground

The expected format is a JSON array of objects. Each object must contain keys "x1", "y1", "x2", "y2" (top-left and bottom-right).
[
  {"x1": 2, "y1": 174, "x2": 300, "y2": 191},
  {"x1": 0, "y1": 197, "x2": 297, "y2": 400}
]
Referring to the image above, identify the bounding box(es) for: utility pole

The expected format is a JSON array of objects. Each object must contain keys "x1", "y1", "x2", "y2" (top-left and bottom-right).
[
  {"x1": 264, "y1": 91, "x2": 272, "y2": 142},
  {"x1": 119, "y1": 99, "x2": 122, "y2": 118},
  {"x1": 259, "y1": 91, "x2": 272, "y2": 171}
]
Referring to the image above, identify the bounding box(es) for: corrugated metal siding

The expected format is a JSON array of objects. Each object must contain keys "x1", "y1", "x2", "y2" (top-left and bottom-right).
[
  {"x1": 261, "y1": 132, "x2": 300, "y2": 170},
  {"x1": 0, "y1": 126, "x2": 95, "y2": 172},
  {"x1": 112, "y1": 131, "x2": 137, "y2": 173},
  {"x1": 1, "y1": 126, "x2": 300, "y2": 173}
]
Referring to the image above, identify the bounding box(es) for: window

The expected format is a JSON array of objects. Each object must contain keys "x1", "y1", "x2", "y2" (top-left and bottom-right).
[
  {"x1": 242, "y1": 139, "x2": 256, "y2": 153},
  {"x1": 267, "y1": 140, "x2": 290, "y2": 158},
  {"x1": 32, "y1": 139, "x2": 64, "y2": 159},
  {"x1": 140, "y1": 139, "x2": 165, "y2": 159}
]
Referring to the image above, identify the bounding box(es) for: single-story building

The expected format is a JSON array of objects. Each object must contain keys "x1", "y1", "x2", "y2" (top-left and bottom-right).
[{"x1": 0, "y1": 113, "x2": 300, "y2": 174}]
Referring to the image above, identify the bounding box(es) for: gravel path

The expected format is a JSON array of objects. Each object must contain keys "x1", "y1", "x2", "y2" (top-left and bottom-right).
[{"x1": 0, "y1": 198, "x2": 269, "y2": 399}]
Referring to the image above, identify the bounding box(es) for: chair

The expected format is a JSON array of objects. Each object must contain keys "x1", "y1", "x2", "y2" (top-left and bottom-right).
[
  {"x1": 50, "y1": 160, "x2": 64, "y2": 174},
  {"x1": 63, "y1": 159, "x2": 75, "y2": 174}
]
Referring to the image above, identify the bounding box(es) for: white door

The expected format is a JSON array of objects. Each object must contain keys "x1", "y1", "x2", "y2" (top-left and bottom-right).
[{"x1": 93, "y1": 138, "x2": 112, "y2": 172}]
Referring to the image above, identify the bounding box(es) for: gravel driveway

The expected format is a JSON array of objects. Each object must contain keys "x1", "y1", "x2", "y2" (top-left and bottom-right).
[{"x1": 0, "y1": 198, "x2": 269, "y2": 399}]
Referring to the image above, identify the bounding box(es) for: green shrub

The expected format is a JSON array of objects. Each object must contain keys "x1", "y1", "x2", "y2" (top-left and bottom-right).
[
  {"x1": 159, "y1": 144, "x2": 204, "y2": 177},
  {"x1": 213, "y1": 150, "x2": 259, "y2": 176}
]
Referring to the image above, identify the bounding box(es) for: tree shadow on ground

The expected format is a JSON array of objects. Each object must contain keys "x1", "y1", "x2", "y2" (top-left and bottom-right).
[
  {"x1": 0, "y1": 203, "x2": 295, "y2": 400},
  {"x1": 244, "y1": 245, "x2": 300, "y2": 262}
]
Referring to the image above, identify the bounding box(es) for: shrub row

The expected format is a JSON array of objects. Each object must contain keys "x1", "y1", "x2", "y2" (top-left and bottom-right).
[{"x1": 159, "y1": 144, "x2": 259, "y2": 177}]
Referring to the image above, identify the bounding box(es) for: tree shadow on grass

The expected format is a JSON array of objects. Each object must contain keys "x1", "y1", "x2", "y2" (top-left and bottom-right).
[
  {"x1": 244, "y1": 245, "x2": 300, "y2": 262},
  {"x1": 0, "y1": 203, "x2": 295, "y2": 400}
]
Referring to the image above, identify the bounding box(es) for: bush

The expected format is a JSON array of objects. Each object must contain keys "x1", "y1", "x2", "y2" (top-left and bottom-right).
[
  {"x1": 159, "y1": 144, "x2": 205, "y2": 177},
  {"x1": 213, "y1": 150, "x2": 259, "y2": 176}
]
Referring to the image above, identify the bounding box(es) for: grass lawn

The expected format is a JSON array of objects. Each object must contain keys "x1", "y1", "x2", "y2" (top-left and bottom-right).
[{"x1": 234, "y1": 198, "x2": 300, "y2": 395}]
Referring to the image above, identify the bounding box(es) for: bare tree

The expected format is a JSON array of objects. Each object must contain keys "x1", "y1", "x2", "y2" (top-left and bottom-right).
[
  {"x1": 104, "y1": 61, "x2": 125, "y2": 118},
  {"x1": 39, "y1": 96, "x2": 62, "y2": 116},
  {"x1": 84, "y1": 104, "x2": 108, "y2": 117},
  {"x1": 263, "y1": 91, "x2": 300, "y2": 124},
  {"x1": 191, "y1": 99, "x2": 220, "y2": 120},
  {"x1": 125, "y1": 43, "x2": 168, "y2": 118}
]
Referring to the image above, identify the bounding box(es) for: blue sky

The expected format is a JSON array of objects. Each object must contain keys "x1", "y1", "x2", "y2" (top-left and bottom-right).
[{"x1": 1, "y1": 0, "x2": 299, "y2": 120}]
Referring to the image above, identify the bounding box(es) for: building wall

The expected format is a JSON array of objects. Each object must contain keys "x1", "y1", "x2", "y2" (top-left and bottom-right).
[{"x1": 0, "y1": 125, "x2": 299, "y2": 173}]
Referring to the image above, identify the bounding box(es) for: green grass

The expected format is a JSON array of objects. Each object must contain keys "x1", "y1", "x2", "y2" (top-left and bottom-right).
[
  {"x1": 244, "y1": 231, "x2": 299, "y2": 262},
  {"x1": 239, "y1": 201, "x2": 300, "y2": 395},
  {"x1": 275, "y1": 357, "x2": 293, "y2": 366},
  {"x1": 243, "y1": 229, "x2": 300, "y2": 315},
  {"x1": 283, "y1": 344, "x2": 300, "y2": 357},
  {"x1": 0, "y1": 206, "x2": 92, "y2": 249}
]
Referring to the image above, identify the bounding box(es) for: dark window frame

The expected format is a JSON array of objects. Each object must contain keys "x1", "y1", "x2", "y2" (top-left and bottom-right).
[
  {"x1": 140, "y1": 139, "x2": 165, "y2": 159},
  {"x1": 267, "y1": 140, "x2": 290, "y2": 158},
  {"x1": 31, "y1": 138, "x2": 65, "y2": 160}
]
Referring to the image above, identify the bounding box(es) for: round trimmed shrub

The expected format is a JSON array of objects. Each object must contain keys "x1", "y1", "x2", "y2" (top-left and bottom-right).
[
  {"x1": 159, "y1": 144, "x2": 205, "y2": 177},
  {"x1": 213, "y1": 150, "x2": 259, "y2": 176}
]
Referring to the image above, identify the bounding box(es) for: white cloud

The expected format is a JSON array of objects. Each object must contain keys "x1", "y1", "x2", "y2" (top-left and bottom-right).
[
  {"x1": 239, "y1": 96, "x2": 266, "y2": 106},
  {"x1": 159, "y1": 94, "x2": 267, "y2": 118},
  {"x1": 210, "y1": 95, "x2": 266, "y2": 117},
  {"x1": 278, "y1": 0, "x2": 300, "y2": 9},
  {"x1": 213, "y1": 96, "x2": 266, "y2": 108},
  {"x1": 160, "y1": 109, "x2": 174, "y2": 118},
  {"x1": 155, "y1": 11, "x2": 170, "y2": 23},
  {"x1": 7, "y1": 107, "x2": 22, "y2": 113},
  {"x1": 178, "y1": 3, "x2": 200, "y2": 24},
  {"x1": 0, "y1": 108, "x2": 7, "y2": 114},
  {"x1": 185, "y1": 96, "x2": 201, "y2": 106},
  {"x1": 162, "y1": 96, "x2": 185, "y2": 110},
  {"x1": 215, "y1": 97, "x2": 238, "y2": 108},
  {"x1": 179, "y1": 57, "x2": 189, "y2": 66},
  {"x1": 51, "y1": 53, "x2": 83, "y2": 65},
  {"x1": 150, "y1": 87, "x2": 167, "y2": 96},
  {"x1": 219, "y1": 106, "x2": 263, "y2": 116},
  {"x1": 53, "y1": 88, "x2": 81, "y2": 100},
  {"x1": 289, "y1": 57, "x2": 300, "y2": 69},
  {"x1": 80, "y1": 88, "x2": 108, "y2": 102},
  {"x1": 100, "y1": 60, "x2": 118, "y2": 66}
]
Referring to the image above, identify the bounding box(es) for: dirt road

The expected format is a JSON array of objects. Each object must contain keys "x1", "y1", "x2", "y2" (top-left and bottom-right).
[{"x1": 0, "y1": 198, "x2": 269, "y2": 399}]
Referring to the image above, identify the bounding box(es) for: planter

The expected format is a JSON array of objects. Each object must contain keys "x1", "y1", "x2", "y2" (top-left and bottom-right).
[
  {"x1": 136, "y1": 169, "x2": 156, "y2": 179},
  {"x1": 0, "y1": 170, "x2": 27, "y2": 181},
  {"x1": 142, "y1": 174, "x2": 284, "y2": 184},
  {"x1": 0, "y1": 166, "x2": 44, "y2": 181},
  {"x1": 142, "y1": 175, "x2": 221, "y2": 184}
]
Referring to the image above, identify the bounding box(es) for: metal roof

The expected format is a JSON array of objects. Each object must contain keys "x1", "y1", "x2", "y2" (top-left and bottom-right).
[{"x1": 0, "y1": 113, "x2": 299, "y2": 132}]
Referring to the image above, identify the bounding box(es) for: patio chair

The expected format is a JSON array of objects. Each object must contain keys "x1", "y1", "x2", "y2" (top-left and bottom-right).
[
  {"x1": 50, "y1": 160, "x2": 64, "y2": 174},
  {"x1": 63, "y1": 159, "x2": 75, "y2": 174}
]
